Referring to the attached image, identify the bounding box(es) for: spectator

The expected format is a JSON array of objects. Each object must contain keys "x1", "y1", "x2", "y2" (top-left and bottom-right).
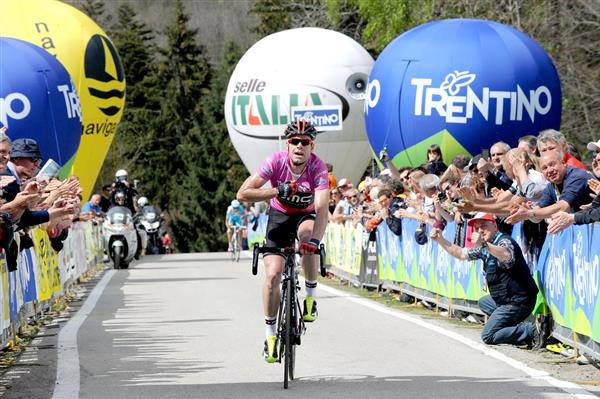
[
  {"x1": 161, "y1": 231, "x2": 172, "y2": 253},
  {"x1": 548, "y1": 140, "x2": 600, "y2": 233},
  {"x1": 506, "y1": 151, "x2": 595, "y2": 224},
  {"x1": 326, "y1": 163, "x2": 337, "y2": 190},
  {"x1": 431, "y1": 212, "x2": 540, "y2": 347},
  {"x1": 99, "y1": 184, "x2": 111, "y2": 213},
  {"x1": 426, "y1": 144, "x2": 447, "y2": 176},
  {"x1": 2, "y1": 138, "x2": 43, "y2": 202},
  {"x1": 537, "y1": 129, "x2": 587, "y2": 170},
  {"x1": 82, "y1": 194, "x2": 102, "y2": 216},
  {"x1": 385, "y1": 177, "x2": 406, "y2": 235},
  {"x1": 518, "y1": 135, "x2": 539, "y2": 157},
  {"x1": 333, "y1": 188, "x2": 360, "y2": 225},
  {"x1": 337, "y1": 178, "x2": 353, "y2": 196},
  {"x1": 329, "y1": 188, "x2": 341, "y2": 215},
  {"x1": 477, "y1": 141, "x2": 513, "y2": 191}
]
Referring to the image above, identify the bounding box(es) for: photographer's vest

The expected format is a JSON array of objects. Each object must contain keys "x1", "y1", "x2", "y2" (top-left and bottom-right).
[{"x1": 484, "y1": 233, "x2": 538, "y2": 308}]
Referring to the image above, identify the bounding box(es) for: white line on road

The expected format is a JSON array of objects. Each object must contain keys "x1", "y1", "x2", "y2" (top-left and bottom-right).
[
  {"x1": 52, "y1": 269, "x2": 116, "y2": 399},
  {"x1": 315, "y1": 280, "x2": 596, "y2": 399}
]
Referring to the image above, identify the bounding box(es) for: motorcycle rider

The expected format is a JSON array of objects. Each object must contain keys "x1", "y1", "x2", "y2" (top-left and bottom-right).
[{"x1": 111, "y1": 169, "x2": 137, "y2": 213}]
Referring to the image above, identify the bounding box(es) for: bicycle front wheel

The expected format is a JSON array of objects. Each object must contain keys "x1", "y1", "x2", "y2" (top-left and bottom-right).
[{"x1": 284, "y1": 277, "x2": 293, "y2": 389}]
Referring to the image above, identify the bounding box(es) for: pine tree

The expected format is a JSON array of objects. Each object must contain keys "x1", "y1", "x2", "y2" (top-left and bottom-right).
[
  {"x1": 157, "y1": 0, "x2": 213, "y2": 252},
  {"x1": 77, "y1": 0, "x2": 112, "y2": 31}
]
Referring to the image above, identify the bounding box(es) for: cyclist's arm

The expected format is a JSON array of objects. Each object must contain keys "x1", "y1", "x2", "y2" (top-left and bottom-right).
[
  {"x1": 237, "y1": 174, "x2": 277, "y2": 202},
  {"x1": 311, "y1": 189, "x2": 330, "y2": 242}
]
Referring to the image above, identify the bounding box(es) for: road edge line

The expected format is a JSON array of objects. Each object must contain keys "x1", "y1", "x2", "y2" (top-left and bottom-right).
[{"x1": 52, "y1": 269, "x2": 116, "y2": 399}]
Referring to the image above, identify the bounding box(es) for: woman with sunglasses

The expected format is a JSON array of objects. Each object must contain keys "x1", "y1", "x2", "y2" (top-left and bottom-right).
[{"x1": 236, "y1": 119, "x2": 329, "y2": 363}]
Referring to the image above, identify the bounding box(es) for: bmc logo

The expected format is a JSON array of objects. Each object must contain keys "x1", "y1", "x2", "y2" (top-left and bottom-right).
[
  {"x1": 0, "y1": 92, "x2": 30, "y2": 128},
  {"x1": 290, "y1": 105, "x2": 342, "y2": 132}
]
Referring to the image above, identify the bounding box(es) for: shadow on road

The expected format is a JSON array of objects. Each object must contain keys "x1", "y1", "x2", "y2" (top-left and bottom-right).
[{"x1": 79, "y1": 374, "x2": 570, "y2": 399}]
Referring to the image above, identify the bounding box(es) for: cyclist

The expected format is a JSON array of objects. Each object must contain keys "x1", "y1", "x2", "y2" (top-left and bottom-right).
[
  {"x1": 237, "y1": 119, "x2": 329, "y2": 363},
  {"x1": 226, "y1": 200, "x2": 246, "y2": 251}
]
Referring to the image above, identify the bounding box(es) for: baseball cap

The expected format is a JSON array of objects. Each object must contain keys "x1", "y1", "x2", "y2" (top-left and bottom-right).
[
  {"x1": 467, "y1": 212, "x2": 497, "y2": 227},
  {"x1": 587, "y1": 139, "x2": 600, "y2": 152},
  {"x1": 11, "y1": 138, "x2": 42, "y2": 159},
  {"x1": 338, "y1": 178, "x2": 352, "y2": 188}
]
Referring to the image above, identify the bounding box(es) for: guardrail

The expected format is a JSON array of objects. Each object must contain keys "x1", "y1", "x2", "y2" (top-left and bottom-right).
[{"x1": 0, "y1": 221, "x2": 104, "y2": 349}]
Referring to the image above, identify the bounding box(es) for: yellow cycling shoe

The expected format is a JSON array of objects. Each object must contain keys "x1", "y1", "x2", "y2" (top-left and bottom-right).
[
  {"x1": 263, "y1": 336, "x2": 278, "y2": 363},
  {"x1": 303, "y1": 296, "x2": 318, "y2": 322}
]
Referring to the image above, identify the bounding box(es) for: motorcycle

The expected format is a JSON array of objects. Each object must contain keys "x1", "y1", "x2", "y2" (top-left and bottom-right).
[
  {"x1": 138, "y1": 205, "x2": 162, "y2": 254},
  {"x1": 103, "y1": 206, "x2": 140, "y2": 269}
]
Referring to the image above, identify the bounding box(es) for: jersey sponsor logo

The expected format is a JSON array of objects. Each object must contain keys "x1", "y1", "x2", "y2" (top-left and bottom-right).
[
  {"x1": 290, "y1": 105, "x2": 342, "y2": 131},
  {"x1": 279, "y1": 191, "x2": 314, "y2": 209}
]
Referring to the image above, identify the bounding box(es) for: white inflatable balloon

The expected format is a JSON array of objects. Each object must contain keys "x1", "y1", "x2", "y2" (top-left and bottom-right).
[{"x1": 225, "y1": 27, "x2": 374, "y2": 185}]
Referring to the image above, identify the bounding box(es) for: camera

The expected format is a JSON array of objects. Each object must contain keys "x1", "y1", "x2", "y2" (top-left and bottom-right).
[{"x1": 437, "y1": 191, "x2": 447, "y2": 202}]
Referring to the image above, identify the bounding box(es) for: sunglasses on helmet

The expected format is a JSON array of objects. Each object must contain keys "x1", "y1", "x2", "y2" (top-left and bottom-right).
[{"x1": 288, "y1": 138, "x2": 312, "y2": 146}]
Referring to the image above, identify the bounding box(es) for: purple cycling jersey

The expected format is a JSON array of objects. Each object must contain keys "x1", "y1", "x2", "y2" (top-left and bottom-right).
[{"x1": 258, "y1": 150, "x2": 329, "y2": 215}]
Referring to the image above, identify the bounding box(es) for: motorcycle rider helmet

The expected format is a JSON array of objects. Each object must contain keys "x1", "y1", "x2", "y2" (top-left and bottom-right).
[
  {"x1": 115, "y1": 169, "x2": 128, "y2": 183},
  {"x1": 115, "y1": 191, "x2": 126, "y2": 205},
  {"x1": 137, "y1": 197, "x2": 148, "y2": 207},
  {"x1": 231, "y1": 199, "x2": 240, "y2": 208},
  {"x1": 284, "y1": 119, "x2": 318, "y2": 140}
]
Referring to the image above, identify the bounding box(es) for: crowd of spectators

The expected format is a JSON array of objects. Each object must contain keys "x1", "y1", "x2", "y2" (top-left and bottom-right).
[
  {"x1": 326, "y1": 128, "x2": 600, "y2": 348},
  {"x1": 328, "y1": 129, "x2": 600, "y2": 246},
  {"x1": 0, "y1": 127, "x2": 82, "y2": 269}
]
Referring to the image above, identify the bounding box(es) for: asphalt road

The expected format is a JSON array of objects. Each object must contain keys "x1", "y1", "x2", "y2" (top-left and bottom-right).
[{"x1": 2, "y1": 252, "x2": 596, "y2": 399}]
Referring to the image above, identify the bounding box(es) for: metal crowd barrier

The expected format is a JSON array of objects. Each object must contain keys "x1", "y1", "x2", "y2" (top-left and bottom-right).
[{"x1": 0, "y1": 221, "x2": 104, "y2": 349}]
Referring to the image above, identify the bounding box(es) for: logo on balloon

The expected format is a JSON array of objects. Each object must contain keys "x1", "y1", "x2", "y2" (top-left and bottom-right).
[
  {"x1": 229, "y1": 82, "x2": 348, "y2": 136},
  {"x1": 84, "y1": 34, "x2": 125, "y2": 117},
  {"x1": 0, "y1": 93, "x2": 31, "y2": 128},
  {"x1": 411, "y1": 71, "x2": 552, "y2": 125},
  {"x1": 290, "y1": 105, "x2": 342, "y2": 131}
]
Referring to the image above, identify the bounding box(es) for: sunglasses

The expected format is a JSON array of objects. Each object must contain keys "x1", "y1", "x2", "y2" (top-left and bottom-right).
[
  {"x1": 347, "y1": 195, "x2": 358, "y2": 199},
  {"x1": 288, "y1": 138, "x2": 312, "y2": 146}
]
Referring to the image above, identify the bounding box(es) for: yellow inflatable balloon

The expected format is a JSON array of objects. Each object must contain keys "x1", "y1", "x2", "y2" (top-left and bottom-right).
[{"x1": 0, "y1": 0, "x2": 125, "y2": 200}]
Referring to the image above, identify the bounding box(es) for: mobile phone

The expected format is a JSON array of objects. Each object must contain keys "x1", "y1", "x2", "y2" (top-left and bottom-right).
[{"x1": 481, "y1": 149, "x2": 490, "y2": 160}]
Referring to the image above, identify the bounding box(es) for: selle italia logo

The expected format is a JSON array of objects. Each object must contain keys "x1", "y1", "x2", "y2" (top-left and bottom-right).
[{"x1": 229, "y1": 79, "x2": 348, "y2": 136}]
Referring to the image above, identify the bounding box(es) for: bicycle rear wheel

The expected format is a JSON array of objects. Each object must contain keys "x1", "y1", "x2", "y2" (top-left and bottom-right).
[{"x1": 283, "y1": 277, "x2": 293, "y2": 389}]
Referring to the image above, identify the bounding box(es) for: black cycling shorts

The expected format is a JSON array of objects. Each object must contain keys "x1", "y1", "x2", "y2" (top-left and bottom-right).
[{"x1": 264, "y1": 207, "x2": 315, "y2": 256}]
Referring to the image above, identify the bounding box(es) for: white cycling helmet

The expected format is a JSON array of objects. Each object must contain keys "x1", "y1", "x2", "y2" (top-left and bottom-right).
[
  {"x1": 137, "y1": 197, "x2": 148, "y2": 207},
  {"x1": 231, "y1": 199, "x2": 240, "y2": 208},
  {"x1": 116, "y1": 169, "x2": 128, "y2": 182}
]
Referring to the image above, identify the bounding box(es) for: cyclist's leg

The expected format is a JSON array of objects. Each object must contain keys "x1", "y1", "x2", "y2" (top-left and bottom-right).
[
  {"x1": 297, "y1": 216, "x2": 318, "y2": 321},
  {"x1": 226, "y1": 226, "x2": 233, "y2": 251}
]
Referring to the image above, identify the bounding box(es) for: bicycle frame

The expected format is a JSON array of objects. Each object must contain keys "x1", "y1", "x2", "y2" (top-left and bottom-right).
[{"x1": 251, "y1": 244, "x2": 326, "y2": 389}]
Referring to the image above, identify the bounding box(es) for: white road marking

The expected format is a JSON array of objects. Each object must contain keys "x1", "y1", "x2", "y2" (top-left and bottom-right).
[
  {"x1": 315, "y1": 280, "x2": 596, "y2": 399},
  {"x1": 52, "y1": 270, "x2": 116, "y2": 399}
]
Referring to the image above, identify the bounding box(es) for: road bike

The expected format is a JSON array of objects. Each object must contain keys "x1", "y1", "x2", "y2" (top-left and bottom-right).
[
  {"x1": 252, "y1": 243, "x2": 326, "y2": 389},
  {"x1": 230, "y1": 225, "x2": 246, "y2": 262}
]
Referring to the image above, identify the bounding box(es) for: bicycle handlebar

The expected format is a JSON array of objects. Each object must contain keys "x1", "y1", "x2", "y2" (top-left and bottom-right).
[{"x1": 252, "y1": 244, "x2": 327, "y2": 277}]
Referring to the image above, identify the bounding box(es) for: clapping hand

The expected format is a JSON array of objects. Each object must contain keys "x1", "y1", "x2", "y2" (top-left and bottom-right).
[{"x1": 588, "y1": 179, "x2": 600, "y2": 195}]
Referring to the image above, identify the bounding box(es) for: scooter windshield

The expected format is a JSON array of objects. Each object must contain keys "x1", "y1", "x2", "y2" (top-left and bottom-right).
[{"x1": 107, "y1": 206, "x2": 133, "y2": 225}]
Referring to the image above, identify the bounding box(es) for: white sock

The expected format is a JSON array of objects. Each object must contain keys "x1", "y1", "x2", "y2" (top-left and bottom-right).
[
  {"x1": 265, "y1": 316, "x2": 276, "y2": 337},
  {"x1": 305, "y1": 280, "x2": 317, "y2": 298}
]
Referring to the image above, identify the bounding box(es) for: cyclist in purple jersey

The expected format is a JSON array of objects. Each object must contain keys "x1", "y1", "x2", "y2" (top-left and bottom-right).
[{"x1": 237, "y1": 119, "x2": 329, "y2": 363}]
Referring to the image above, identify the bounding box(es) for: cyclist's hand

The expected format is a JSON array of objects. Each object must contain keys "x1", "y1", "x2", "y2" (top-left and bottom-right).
[
  {"x1": 277, "y1": 182, "x2": 297, "y2": 198},
  {"x1": 299, "y1": 238, "x2": 319, "y2": 256}
]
